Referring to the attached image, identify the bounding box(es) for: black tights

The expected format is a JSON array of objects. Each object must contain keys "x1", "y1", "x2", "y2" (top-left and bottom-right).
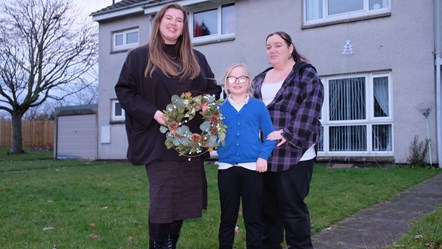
[{"x1": 149, "y1": 220, "x2": 183, "y2": 241}]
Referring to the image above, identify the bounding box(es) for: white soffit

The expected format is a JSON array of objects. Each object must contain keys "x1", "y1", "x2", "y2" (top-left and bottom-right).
[{"x1": 144, "y1": 0, "x2": 211, "y2": 15}]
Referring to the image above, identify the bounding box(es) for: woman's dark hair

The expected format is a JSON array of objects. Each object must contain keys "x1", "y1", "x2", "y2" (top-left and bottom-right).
[{"x1": 266, "y1": 31, "x2": 308, "y2": 63}]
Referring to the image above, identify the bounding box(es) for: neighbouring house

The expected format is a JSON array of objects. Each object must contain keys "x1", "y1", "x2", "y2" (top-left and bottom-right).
[{"x1": 91, "y1": 0, "x2": 442, "y2": 165}]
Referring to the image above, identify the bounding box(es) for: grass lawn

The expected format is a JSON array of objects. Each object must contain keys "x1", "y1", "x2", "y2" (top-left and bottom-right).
[
  {"x1": 386, "y1": 206, "x2": 442, "y2": 249},
  {"x1": 0, "y1": 147, "x2": 441, "y2": 249}
]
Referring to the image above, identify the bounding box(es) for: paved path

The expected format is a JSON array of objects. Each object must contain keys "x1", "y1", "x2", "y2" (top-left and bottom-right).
[{"x1": 312, "y1": 172, "x2": 442, "y2": 249}]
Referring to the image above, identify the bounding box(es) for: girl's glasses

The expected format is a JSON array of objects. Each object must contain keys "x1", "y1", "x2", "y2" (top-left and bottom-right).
[{"x1": 226, "y1": 76, "x2": 249, "y2": 84}]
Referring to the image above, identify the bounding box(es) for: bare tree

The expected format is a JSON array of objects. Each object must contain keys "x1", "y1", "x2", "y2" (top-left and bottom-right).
[
  {"x1": 23, "y1": 81, "x2": 99, "y2": 120},
  {"x1": 0, "y1": 0, "x2": 98, "y2": 154}
]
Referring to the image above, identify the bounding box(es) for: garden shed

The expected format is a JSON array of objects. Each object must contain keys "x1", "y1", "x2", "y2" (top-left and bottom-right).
[{"x1": 54, "y1": 104, "x2": 98, "y2": 160}]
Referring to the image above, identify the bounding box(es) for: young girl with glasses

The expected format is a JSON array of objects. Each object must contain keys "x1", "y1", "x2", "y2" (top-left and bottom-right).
[{"x1": 216, "y1": 63, "x2": 276, "y2": 249}]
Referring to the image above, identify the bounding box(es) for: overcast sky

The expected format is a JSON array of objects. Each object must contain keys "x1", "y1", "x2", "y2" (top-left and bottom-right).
[
  {"x1": 75, "y1": 0, "x2": 114, "y2": 19},
  {"x1": 1, "y1": 0, "x2": 115, "y2": 22}
]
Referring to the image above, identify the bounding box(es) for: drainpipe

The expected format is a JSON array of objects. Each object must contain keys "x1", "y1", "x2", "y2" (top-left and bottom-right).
[{"x1": 435, "y1": 0, "x2": 442, "y2": 168}]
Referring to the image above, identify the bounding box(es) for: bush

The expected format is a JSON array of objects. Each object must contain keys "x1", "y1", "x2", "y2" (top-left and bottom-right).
[{"x1": 406, "y1": 136, "x2": 430, "y2": 167}]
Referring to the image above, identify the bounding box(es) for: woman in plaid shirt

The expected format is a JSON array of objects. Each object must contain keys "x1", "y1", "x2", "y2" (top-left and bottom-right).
[{"x1": 252, "y1": 31, "x2": 324, "y2": 249}]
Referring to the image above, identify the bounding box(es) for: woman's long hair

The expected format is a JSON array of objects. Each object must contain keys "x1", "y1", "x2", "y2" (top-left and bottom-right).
[
  {"x1": 266, "y1": 31, "x2": 309, "y2": 63},
  {"x1": 145, "y1": 3, "x2": 200, "y2": 80}
]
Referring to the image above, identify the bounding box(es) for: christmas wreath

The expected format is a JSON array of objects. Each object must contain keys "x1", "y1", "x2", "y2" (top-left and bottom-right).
[{"x1": 159, "y1": 92, "x2": 226, "y2": 157}]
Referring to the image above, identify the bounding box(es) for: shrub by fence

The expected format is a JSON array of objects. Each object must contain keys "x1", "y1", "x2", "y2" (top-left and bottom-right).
[{"x1": 0, "y1": 119, "x2": 54, "y2": 148}]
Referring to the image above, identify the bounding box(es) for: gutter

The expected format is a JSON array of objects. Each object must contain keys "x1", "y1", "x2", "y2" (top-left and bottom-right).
[
  {"x1": 435, "y1": 0, "x2": 442, "y2": 168},
  {"x1": 92, "y1": 0, "x2": 213, "y2": 21},
  {"x1": 91, "y1": 2, "x2": 149, "y2": 22}
]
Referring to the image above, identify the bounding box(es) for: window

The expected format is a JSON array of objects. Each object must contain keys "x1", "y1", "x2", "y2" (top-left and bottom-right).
[
  {"x1": 111, "y1": 99, "x2": 125, "y2": 121},
  {"x1": 304, "y1": 0, "x2": 390, "y2": 24},
  {"x1": 318, "y1": 73, "x2": 392, "y2": 154},
  {"x1": 190, "y1": 3, "x2": 235, "y2": 43},
  {"x1": 113, "y1": 28, "x2": 139, "y2": 51}
]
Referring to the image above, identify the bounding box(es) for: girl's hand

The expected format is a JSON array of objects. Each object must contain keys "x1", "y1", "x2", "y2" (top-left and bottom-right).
[{"x1": 256, "y1": 158, "x2": 268, "y2": 173}]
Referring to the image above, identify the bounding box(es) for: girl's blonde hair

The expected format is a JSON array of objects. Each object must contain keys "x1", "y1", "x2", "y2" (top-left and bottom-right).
[
  {"x1": 145, "y1": 3, "x2": 200, "y2": 80},
  {"x1": 222, "y1": 63, "x2": 253, "y2": 97}
]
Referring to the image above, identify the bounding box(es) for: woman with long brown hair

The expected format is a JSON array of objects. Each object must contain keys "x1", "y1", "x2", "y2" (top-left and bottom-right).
[{"x1": 115, "y1": 3, "x2": 221, "y2": 249}]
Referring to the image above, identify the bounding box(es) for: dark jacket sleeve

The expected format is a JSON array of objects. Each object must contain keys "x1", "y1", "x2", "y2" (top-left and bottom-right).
[
  {"x1": 115, "y1": 46, "x2": 158, "y2": 128},
  {"x1": 283, "y1": 67, "x2": 324, "y2": 149}
]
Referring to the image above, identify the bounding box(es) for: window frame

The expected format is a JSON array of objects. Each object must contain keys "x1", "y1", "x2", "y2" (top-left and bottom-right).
[
  {"x1": 188, "y1": 2, "x2": 235, "y2": 44},
  {"x1": 112, "y1": 28, "x2": 139, "y2": 52},
  {"x1": 303, "y1": 0, "x2": 391, "y2": 26},
  {"x1": 318, "y1": 72, "x2": 393, "y2": 156},
  {"x1": 111, "y1": 99, "x2": 125, "y2": 122}
]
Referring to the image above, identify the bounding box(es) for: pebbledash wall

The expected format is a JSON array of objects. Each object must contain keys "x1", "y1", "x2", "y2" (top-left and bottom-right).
[{"x1": 91, "y1": 0, "x2": 441, "y2": 165}]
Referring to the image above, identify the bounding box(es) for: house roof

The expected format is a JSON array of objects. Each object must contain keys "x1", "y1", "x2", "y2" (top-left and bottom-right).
[
  {"x1": 91, "y1": 0, "x2": 215, "y2": 21},
  {"x1": 54, "y1": 104, "x2": 98, "y2": 116},
  {"x1": 91, "y1": 0, "x2": 169, "y2": 18}
]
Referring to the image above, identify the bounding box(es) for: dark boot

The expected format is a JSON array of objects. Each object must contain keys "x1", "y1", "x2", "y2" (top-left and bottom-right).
[
  {"x1": 149, "y1": 239, "x2": 164, "y2": 249},
  {"x1": 163, "y1": 234, "x2": 179, "y2": 249}
]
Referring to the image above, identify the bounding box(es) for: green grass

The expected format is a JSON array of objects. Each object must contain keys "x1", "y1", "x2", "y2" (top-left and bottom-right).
[
  {"x1": 0, "y1": 147, "x2": 109, "y2": 173},
  {"x1": 307, "y1": 166, "x2": 440, "y2": 234},
  {"x1": 0, "y1": 146, "x2": 53, "y2": 161},
  {"x1": 386, "y1": 206, "x2": 442, "y2": 249},
  {"x1": 0, "y1": 148, "x2": 441, "y2": 249}
]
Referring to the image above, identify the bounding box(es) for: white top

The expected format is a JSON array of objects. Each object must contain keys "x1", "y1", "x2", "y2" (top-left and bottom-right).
[
  {"x1": 300, "y1": 145, "x2": 316, "y2": 161},
  {"x1": 261, "y1": 81, "x2": 283, "y2": 106},
  {"x1": 217, "y1": 162, "x2": 257, "y2": 171},
  {"x1": 228, "y1": 95, "x2": 249, "y2": 112}
]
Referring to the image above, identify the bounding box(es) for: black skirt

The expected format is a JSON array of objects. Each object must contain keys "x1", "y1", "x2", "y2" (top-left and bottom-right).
[{"x1": 145, "y1": 158, "x2": 208, "y2": 223}]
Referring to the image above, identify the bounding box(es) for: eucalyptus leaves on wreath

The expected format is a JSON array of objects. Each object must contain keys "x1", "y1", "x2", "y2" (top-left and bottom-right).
[{"x1": 160, "y1": 92, "x2": 227, "y2": 157}]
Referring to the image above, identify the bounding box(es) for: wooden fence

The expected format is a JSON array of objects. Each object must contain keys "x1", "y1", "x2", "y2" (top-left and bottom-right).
[{"x1": 0, "y1": 119, "x2": 54, "y2": 148}]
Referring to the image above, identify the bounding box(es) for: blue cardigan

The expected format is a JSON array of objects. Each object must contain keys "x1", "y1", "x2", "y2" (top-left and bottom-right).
[{"x1": 217, "y1": 98, "x2": 276, "y2": 165}]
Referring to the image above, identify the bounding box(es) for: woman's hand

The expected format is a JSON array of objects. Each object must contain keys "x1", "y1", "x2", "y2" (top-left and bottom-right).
[
  {"x1": 267, "y1": 129, "x2": 287, "y2": 147},
  {"x1": 256, "y1": 158, "x2": 268, "y2": 173},
  {"x1": 154, "y1": 110, "x2": 165, "y2": 126}
]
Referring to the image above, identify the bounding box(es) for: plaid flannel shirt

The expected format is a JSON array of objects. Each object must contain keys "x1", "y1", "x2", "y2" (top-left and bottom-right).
[{"x1": 252, "y1": 64, "x2": 324, "y2": 172}]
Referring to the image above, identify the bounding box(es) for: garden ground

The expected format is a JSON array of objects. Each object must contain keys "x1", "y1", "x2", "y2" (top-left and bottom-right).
[
  {"x1": 0, "y1": 147, "x2": 441, "y2": 248},
  {"x1": 313, "y1": 172, "x2": 442, "y2": 249}
]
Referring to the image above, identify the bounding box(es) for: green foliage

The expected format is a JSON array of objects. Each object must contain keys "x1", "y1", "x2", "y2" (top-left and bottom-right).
[
  {"x1": 160, "y1": 93, "x2": 227, "y2": 157},
  {"x1": 407, "y1": 136, "x2": 430, "y2": 167},
  {"x1": 0, "y1": 148, "x2": 440, "y2": 249}
]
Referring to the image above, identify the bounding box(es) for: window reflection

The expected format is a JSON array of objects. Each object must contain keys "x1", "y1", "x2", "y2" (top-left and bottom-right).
[
  {"x1": 222, "y1": 4, "x2": 235, "y2": 34},
  {"x1": 192, "y1": 4, "x2": 235, "y2": 38},
  {"x1": 126, "y1": 31, "x2": 138, "y2": 44},
  {"x1": 328, "y1": 0, "x2": 363, "y2": 16},
  {"x1": 115, "y1": 34, "x2": 123, "y2": 46},
  {"x1": 372, "y1": 124, "x2": 392, "y2": 151},
  {"x1": 194, "y1": 9, "x2": 217, "y2": 37},
  {"x1": 369, "y1": 0, "x2": 390, "y2": 10}
]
